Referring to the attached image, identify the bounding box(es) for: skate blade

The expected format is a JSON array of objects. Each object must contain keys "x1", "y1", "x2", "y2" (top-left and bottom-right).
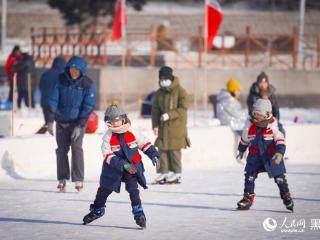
[
  {"x1": 151, "y1": 180, "x2": 167, "y2": 185},
  {"x1": 57, "y1": 188, "x2": 66, "y2": 193},
  {"x1": 236, "y1": 207, "x2": 250, "y2": 211},
  {"x1": 166, "y1": 180, "x2": 181, "y2": 184}
]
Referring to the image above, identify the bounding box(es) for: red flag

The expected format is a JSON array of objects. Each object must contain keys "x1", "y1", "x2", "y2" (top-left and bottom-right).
[
  {"x1": 206, "y1": 0, "x2": 224, "y2": 49},
  {"x1": 112, "y1": 0, "x2": 127, "y2": 42}
]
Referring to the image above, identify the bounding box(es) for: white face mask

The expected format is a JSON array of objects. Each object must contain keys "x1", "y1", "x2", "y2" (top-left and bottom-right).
[{"x1": 159, "y1": 79, "x2": 172, "y2": 88}]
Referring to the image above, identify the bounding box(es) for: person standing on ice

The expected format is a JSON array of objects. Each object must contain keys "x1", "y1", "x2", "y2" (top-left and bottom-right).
[
  {"x1": 14, "y1": 53, "x2": 36, "y2": 109},
  {"x1": 46, "y1": 56, "x2": 96, "y2": 192},
  {"x1": 247, "y1": 71, "x2": 285, "y2": 135},
  {"x1": 5, "y1": 45, "x2": 22, "y2": 103},
  {"x1": 82, "y1": 101, "x2": 160, "y2": 228},
  {"x1": 38, "y1": 57, "x2": 66, "y2": 130},
  {"x1": 236, "y1": 99, "x2": 294, "y2": 212},
  {"x1": 152, "y1": 66, "x2": 190, "y2": 184},
  {"x1": 216, "y1": 77, "x2": 247, "y2": 158}
]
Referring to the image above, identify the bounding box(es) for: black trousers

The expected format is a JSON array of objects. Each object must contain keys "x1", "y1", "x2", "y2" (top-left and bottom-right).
[
  {"x1": 93, "y1": 172, "x2": 141, "y2": 208},
  {"x1": 244, "y1": 173, "x2": 290, "y2": 197},
  {"x1": 55, "y1": 123, "x2": 85, "y2": 182},
  {"x1": 17, "y1": 89, "x2": 35, "y2": 108}
]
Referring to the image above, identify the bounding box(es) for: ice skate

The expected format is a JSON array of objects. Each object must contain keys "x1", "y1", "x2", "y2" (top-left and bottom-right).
[
  {"x1": 75, "y1": 181, "x2": 84, "y2": 192},
  {"x1": 132, "y1": 205, "x2": 146, "y2": 228},
  {"x1": 57, "y1": 180, "x2": 66, "y2": 192},
  {"x1": 153, "y1": 173, "x2": 168, "y2": 185},
  {"x1": 166, "y1": 173, "x2": 181, "y2": 184},
  {"x1": 237, "y1": 193, "x2": 255, "y2": 210},
  {"x1": 83, "y1": 204, "x2": 105, "y2": 225},
  {"x1": 281, "y1": 192, "x2": 294, "y2": 212}
]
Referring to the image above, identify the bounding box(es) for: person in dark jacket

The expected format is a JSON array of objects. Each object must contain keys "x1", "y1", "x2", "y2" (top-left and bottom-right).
[
  {"x1": 13, "y1": 53, "x2": 36, "y2": 108},
  {"x1": 39, "y1": 57, "x2": 66, "y2": 124},
  {"x1": 46, "y1": 56, "x2": 96, "y2": 192},
  {"x1": 247, "y1": 71, "x2": 285, "y2": 135},
  {"x1": 236, "y1": 99, "x2": 294, "y2": 212},
  {"x1": 82, "y1": 101, "x2": 160, "y2": 228}
]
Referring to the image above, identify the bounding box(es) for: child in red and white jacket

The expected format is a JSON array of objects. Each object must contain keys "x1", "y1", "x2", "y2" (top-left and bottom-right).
[
  {"x1": 236, "y1": 99, "x2": 294, "y2": 212},
  {"x1": 83, "y1": 101, "x2": 160, "y2": 228}
]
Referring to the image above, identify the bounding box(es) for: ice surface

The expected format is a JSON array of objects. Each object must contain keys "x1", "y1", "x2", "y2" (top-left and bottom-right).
[{"x1": 0, "y1": 165, "x2": 319, "y2": 240}]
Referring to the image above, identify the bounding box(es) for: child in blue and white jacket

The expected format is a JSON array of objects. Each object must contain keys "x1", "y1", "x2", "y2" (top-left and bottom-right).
[
  {"x1": 236, "y1": 99, "x2": 294, "y2": 212},
  {"x1": 82, "y1": 101, "x2": 160, "y2": 228}
]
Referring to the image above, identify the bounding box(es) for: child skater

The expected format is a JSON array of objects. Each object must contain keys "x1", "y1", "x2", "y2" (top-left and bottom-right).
[
  {"x1": 236, "y1": 99, "x2": 294, "y2": 212},
  {"x1": 83, "y1": 101, "x2": 160, "y2": 228}
]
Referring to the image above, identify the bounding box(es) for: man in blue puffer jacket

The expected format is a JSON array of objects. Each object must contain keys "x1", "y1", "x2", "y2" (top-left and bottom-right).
[
  {"x1": 39, "y1": 57, "x2": 66, "y2": 125},
  {"x1": 46, "y1": 56, "x2": 96, "y2": 192}
]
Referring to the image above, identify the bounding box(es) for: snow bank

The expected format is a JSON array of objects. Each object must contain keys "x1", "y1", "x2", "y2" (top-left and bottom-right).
[{"x1": 1, "y1": 123, "x2": 319, "y2": 180}]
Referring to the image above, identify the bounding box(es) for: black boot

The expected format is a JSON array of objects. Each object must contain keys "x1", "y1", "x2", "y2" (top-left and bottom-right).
[
  {"x1": 281, "y1": 192, "x2": 294, "y2": 212},
  {"x1": 132, "y1": 205, "x2": 146, "y2": 228},
  {"x1": 237, "y1": 193, "x2": 255, "y2": 210},
  {"x1": 83, "y1": 204, "x2": 105, "y2": 225}
]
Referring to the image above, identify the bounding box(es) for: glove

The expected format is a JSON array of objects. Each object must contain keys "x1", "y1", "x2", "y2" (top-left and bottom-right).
[
  {"x1": 160, "y1": 113, "x2": 169, "y2": 122},
  {"x1": 152, "y1": 156, "x2": 160, "y2": 171},
  {"x1": 236, "y1": 151, "x2": 245, "y2": 164},
  {"x1": 123, "y1": 163, "x2": 138, "y2": 174},
  {"x1": 151, "y1": 156, "x2": 160, "y2": 166},
  {"x1": 71, "y1": 127, "x2": 82, "y2": 142},
  {"x1": 272, "y1": 152, "x2": 283, "y2": 165},
  {"x1": 46, "y1": 123, "x2": 54, "y2": 136}
]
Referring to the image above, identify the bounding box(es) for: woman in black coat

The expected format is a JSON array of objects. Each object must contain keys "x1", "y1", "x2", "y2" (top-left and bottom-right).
[{"x1": 247, "y1": 72, "x2": 285, "y2": 135}]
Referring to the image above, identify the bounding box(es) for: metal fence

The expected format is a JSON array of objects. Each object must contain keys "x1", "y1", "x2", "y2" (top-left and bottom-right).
[{"x1": 31, "y1": 25, "x2": 320, "y2": 69}]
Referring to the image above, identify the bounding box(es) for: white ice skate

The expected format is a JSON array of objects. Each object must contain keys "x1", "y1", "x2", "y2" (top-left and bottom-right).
[
  {"x1": 166, "y1": 173, "x2": 181, "y2": 184},
  {"x1": 153, "y1": 173, "x2": 168, "y2": 184}
]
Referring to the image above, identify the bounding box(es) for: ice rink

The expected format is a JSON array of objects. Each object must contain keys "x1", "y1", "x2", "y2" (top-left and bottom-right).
[
  {"x1": 0, "y1": 110, "x2": 319, "y2": 239},
  {"x1": 0, "y1": 165, "x2": 320, "y2": 240}
]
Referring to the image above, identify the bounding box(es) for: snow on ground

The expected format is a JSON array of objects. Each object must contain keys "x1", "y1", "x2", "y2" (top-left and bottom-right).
[{"x1": 0, "y1": 108, "x2": 320, "y2": 239}]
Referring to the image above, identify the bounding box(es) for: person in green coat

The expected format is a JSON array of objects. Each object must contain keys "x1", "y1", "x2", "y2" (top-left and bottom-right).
[{"x1": 152, "y1": 66, "x2": 191, "y2": 184}]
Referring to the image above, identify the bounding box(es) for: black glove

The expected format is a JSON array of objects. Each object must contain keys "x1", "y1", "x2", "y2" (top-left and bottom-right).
[
  {"x1": 151, "y1": 156, "x2": 160, "y2": 166},
  {"x1": 123, "y1": 163, "x2": 138, "y2": 174},
  {"x1": 236, "y1": 151, "x2": 245, "y2": 164}
]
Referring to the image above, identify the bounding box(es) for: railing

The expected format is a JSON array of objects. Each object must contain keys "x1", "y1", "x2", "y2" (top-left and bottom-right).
[{"x1": 31, "y1": 25, "x2": 320, "y2": 69}]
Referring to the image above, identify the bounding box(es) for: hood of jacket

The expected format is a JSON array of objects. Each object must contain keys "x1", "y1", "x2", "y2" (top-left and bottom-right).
[
  {"x1": 64, "y1": 56, "x2": 87, "y2": 82},
  {"x1": 52, "y1": 57, "x2": 66, "y2": 72}
]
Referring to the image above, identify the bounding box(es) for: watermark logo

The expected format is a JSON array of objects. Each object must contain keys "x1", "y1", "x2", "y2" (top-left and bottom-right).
[
  {"x1": 310, "y1": 219, "x2": 320, "y2": 231},
  {"x1": 279, "y1": 217, "x2": 306, "y2": 233},
  {"x1": 263, "y1": 217, "x2": 277, "y2": 232}
]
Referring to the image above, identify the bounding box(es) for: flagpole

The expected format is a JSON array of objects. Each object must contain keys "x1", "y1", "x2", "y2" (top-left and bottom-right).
[
  {"x1": 121, "y1": 0, "x2": 126, "y2": 106},
  {"x1": 203, "y1": 0, "x2": 208, "y2": 111}
]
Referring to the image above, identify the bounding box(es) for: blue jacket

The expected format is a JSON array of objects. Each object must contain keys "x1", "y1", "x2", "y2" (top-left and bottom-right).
[
  {"x1": 39, "y1": 57, "x2": 66, "y2": 108},
  {"x1": 238, "y1": 117, "x2": 286, "y2": 178},
  {"x1": 100, "y1": 126, "x2": 160, "y2": 193},
  {"x1": 47, "y1": 56, "x2": 96, "y2": 127}
]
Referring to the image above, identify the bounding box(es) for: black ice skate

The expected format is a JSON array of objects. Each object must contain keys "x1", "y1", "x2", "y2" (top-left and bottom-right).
[
  {"x1": 237, "y1": 193, "x2": 255, "y2": 210},
  {"x1": 281, "y1": 192, "x2": 294, "y2": 212},
  {"x1": 57, "y1": 180, "x2": 66, "y2": 192},
  {"x1": 83, "y1": 204, "x2": 105, "y2": 225},
  {"x1": 132, "y1": 205, "x2": 146, "y2": 228}
]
